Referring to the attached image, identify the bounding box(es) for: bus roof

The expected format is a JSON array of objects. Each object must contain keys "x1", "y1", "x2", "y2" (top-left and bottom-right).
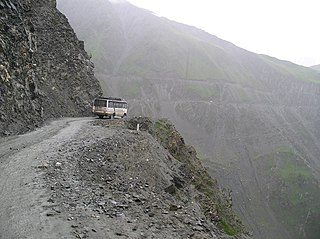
[{"x1": 95, "y1": 97, "x2": 123, "y2": 101}]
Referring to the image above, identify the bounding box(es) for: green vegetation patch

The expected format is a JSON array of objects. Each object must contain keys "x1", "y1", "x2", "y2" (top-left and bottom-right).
[
  {"x1": 279, "y1": 159, "x2": 312, "y2": 180},
  {"x1": 259, "y1": 55, "x2": 320, "y2": 83},
  {"x1": 275, "y1": 145, "x2": 294, "y2": 154},
  {"x1": 252, "y1": 145, "x2": 320, "y2": 237},
  {"x1": 185, "y1": 83, "x2": 218, "y2": 100},
  {"x1": 264, "y1": 152, "x2": 320, "y2": 237},
  {"x1": 270, "y1": 174, "x2": 320, "y2": 227},
  {"x1": 253, "y1": 145, "x2": 293, "y2": 162},
  {"x1": 218, "y1": 220, "x2": 237, "y2": 236}
]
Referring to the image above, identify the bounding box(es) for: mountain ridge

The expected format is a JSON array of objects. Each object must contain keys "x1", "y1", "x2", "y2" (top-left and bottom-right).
[
  {"x1": 58, "y1": 0, "x2": 320, "y2": 84},
  {"x1": 311, "y1": 64, "x2": 320, "y2": 71},
  {"x1": 57, "y1": 1, "x2": 320, "y2": 239}
]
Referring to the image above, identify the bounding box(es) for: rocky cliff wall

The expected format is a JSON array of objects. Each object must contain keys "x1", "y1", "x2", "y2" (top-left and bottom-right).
[{"x1": 0, "y1": 0, "x2": 102, "y2": 136}]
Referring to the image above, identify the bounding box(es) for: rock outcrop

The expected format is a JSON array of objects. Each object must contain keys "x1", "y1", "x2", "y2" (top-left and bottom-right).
[{"x1": 0, "y1": 0, "x2": 102, "y2": 136}]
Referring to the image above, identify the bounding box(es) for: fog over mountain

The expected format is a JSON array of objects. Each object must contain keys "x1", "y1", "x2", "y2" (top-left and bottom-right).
[
  {"x1": 58, "y1": 1, "x2": 320, "y2": 238},
  {"x1": 311, "y1": 64, "x2": 320, "y2": 72}
]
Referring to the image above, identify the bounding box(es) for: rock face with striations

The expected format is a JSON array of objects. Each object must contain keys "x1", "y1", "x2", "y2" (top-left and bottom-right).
[{"x1": 0, "y1": 0, "x2": 102, "y2": 136}]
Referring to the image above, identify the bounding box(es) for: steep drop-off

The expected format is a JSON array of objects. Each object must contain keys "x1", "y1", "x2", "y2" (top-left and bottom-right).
[
  {"x1": 57, "y1": 1, "x2": 320, "y2": 239},
  {"x1": 0, "y1": 0, "x2": 102, "y2": 136}
]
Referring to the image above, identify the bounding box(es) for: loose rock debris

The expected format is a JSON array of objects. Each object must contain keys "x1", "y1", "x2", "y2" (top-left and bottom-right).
[{"x1": 40, "y1": 119, "x2": 249, "y2": 238}]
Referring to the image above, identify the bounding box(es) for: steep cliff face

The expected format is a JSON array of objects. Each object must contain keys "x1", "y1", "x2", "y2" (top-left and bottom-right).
[{"x1": 0, "y1": 0, "x2": 102, "y2": 136}]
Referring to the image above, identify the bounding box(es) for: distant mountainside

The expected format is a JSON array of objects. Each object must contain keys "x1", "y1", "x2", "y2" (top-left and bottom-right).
[
  {"x1": 58, "y1": 1, "x2": 320, "y2": 239},
  {"x1": 311, "y1": 64, "x2": 320, "y2": 71},
  {"x1": 0, "y1": 0, "x2": 102, "y2": 136},
  {"x1": 58, "y1": 0, "x2": 320, "y2": 85}
]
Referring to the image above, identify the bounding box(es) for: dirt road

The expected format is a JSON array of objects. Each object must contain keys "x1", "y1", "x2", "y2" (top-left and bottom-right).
[
  {"x1": 0, "y1": 118, "x2": 94, "y2": 239},
  {"x1": 0, "y1": 117, "x2": 247, "y2": 239}
]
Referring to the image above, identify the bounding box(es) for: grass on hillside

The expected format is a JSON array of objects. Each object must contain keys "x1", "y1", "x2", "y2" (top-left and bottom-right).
[
  {"x1": 259, "y1": 55, "x2": 320, "y2": 83},
  {"x1": 255, "y1": 147, "x2": 320, "y2": 237}
]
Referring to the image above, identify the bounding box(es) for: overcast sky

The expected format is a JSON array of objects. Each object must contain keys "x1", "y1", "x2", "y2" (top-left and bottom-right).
[{"x1": 126, "y1": 0, "x2": 319, "y2": 67}]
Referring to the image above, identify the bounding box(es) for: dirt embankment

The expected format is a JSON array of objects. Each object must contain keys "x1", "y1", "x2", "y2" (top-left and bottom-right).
[{"x1": 0, "y1": 117, "x2": 250, "y2": 239}]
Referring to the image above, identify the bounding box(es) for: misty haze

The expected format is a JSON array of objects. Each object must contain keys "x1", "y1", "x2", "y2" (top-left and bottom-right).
[{"x1": 1, "y1": 0, "x2": 320, "y2": 239}]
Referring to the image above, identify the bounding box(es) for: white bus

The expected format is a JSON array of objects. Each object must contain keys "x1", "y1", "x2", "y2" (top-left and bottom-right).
[{"x1": 92, "y1": 97, "x2": 128, "y2": 119}]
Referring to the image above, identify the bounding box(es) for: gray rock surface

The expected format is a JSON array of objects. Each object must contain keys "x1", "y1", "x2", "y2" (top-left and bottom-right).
[{"x1": 0, "y1": 0, "x2": 102, "y2": 136}]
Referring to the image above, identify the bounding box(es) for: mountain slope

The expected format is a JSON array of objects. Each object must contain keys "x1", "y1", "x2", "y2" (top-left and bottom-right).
[
  {"x1": 57, "y1": 1, "x2": 320, "y2": 239},
  {"x1": 58, "y1": 0, "x2": 320, "y2": 84},
  {"x1": 0, "y1": 0, "x2": 102, "y2": 136},
  {"x1": 311, "y1": 64, "x2": 320, "y2": 71}
]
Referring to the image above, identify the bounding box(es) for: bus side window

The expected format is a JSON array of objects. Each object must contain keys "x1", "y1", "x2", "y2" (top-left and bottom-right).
[
  {"x1": 108, "y1": 101, "x2": 114, "y2": 108},
  {"x1": 97, "y1": 100, "x2": 104, "y2": 107}
]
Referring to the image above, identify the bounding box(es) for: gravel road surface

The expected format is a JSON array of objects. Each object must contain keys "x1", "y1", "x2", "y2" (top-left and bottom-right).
[
  {"x1": 0, "y1": 117, "x2": 245, "y2": 239},
  {"x1": 0, "y1": 118, "x2": 92, "y2": 239}
]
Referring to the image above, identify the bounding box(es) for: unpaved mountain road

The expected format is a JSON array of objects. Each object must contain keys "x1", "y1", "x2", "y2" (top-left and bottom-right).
[
  {"x1": 0, "y1": 117, "x2": 246, "y2": 239},
  {"x1": 0, "y1": 118, "x2": 94, "y2": 239}
]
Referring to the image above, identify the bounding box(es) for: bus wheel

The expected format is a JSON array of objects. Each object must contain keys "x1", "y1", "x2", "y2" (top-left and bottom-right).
[{"x1": 98, "y1": 115, "x2": 104, "y2": 119}]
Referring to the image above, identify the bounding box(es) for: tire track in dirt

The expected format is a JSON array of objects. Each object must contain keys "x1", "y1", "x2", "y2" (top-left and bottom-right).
[{"x1": 0, "y1": 118, "x2": 92, "y2": 239}]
